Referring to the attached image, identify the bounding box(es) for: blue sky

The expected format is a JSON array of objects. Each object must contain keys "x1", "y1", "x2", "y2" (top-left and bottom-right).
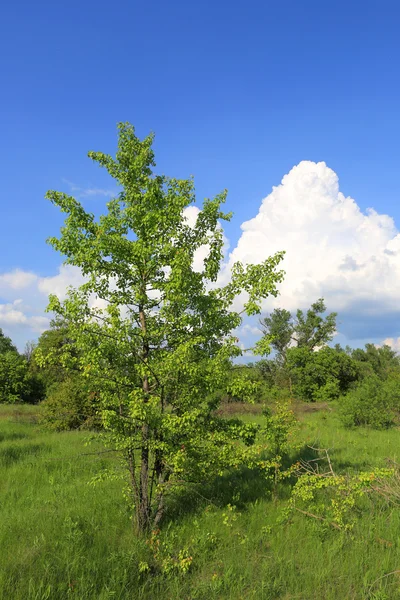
[{"x1": 1, "y1": 0, "x2": 400, "y2": 351}]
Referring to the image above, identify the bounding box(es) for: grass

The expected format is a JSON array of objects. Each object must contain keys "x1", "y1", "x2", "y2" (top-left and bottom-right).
[{"x1": 0, "y1": 403, "x2": 399, "y2": 599}]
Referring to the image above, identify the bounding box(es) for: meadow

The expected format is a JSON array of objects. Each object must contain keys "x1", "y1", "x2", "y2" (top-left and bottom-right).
[{"x1": 0, "y1": 403, "x2": 399, "y2": 600}]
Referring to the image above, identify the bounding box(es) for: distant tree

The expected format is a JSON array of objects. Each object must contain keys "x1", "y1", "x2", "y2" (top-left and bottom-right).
[
  {"x1": 33, "y1": 318, "x2": 100, "y2": 428},
  {"x1": 259, "y1": 299, "x2": 338, "y2": 397},
  {"x1": 23, "y1": 340, "x2": 37, "y2": 363},
  {"x1": 45, "y1": 122, "x2": 285, "y2": 532},
  {"x1": 260, "y1": 299, "x2": 337, "y2": 364},
  {"x1": 351, "y1": 343, "x2": 400, "y2": 380},
  {"x1": 0, "y1": 328, "x2": 18, "y2": 355},
  {"x1": 32, "y1": 317, "x2": 80, "y2": 389},
  {"x1": 0, "y1": 352, "x2": 32, "y2": 403},
  {"x1": 286, "y1": 345, "x2": 360, "y2": 402},
  {"x1": 260, "y1": 308, "x2": 292, "y2": 365},
  {"x1": 293, "y1": 299, "x2": 337, "y2": 350}
]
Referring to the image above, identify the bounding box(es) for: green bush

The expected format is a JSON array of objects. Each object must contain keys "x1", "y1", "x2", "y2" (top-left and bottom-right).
[
  {"x1": 286, "y1": 346, "x2": 360, "y2": 402},
  {"x1": 0, "y1": 352, "x2": 42, "y2": 404},
  {"x1": 39, "y1": 376, "x2": 101, "y2": 431},
  {"x1": 339, "y1": 374, "x2": 400, "y2": 429}
]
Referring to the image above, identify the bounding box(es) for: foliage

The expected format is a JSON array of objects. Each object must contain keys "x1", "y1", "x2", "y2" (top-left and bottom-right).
[
  {"x1": 339, "y1": 374, "x2": 400, "y2": 428},
  {"x1": 351, "y1": 343, "x2": 400, "y2": 381},
  {"x1": 0, "y1": 328, "x2": 18, "y2": 355},
  {"x1": 289, "y1": 462, "x2": 394, "y2": 531},
  {"x1": 224, "y1": 365, "x2": 265, "y2": 403},
  {"x1": 0, "y1": 350, "x2": 42, "y2": 404},
  {"x1": 285, "y1": 346, "x2": 360, "y2": 402},
  {"x1": 39, "y1": 375, "x2": 101, "y2": 431},
  {"x1": 260, "y1": 298, "x2": 337, "y2": 363},
  {"x1": 45, "y1": 122, "x2": 285, "y2": 532}
]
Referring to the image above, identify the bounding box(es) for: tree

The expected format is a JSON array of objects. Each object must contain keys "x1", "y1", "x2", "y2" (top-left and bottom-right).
[
  {"x1": 259, "y1": 308, "x2": 292, "y2": 365},
  {"x1": 351, "y1": 343, "x2": 400, "y2": 380},
  {"x1": 0, "y1": 330, "x2": 43, "y2": 404},
  {"x1": 286, "y1": 345, "x2": 360, "y2": 402},
  {"x1": 34, "y1": 318, "x2": 100, "y2": 430},
  {"x1": 45, "y1": 122, "x2": 285, "y2": 533},
  {"x1": 0, "y1": 352, "x2": 33, "y2": 403},
  {"x1": 260, "y1": 299, "x2": 337, "y2": 361},
  {"x1": 259, "y1": 299, "x2": 337, "y2": 396},
  {"x1": 0, "y1": 328, "x2": 18, "y2": 355}
]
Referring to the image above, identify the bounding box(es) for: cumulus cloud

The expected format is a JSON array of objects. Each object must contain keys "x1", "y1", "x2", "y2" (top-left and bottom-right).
[
  {"x1": 0, "y1": 301, "x2": 49, "y2": 332},
  {"x1": 0, "y1": 270, "x2": 38, "y2": 290},
  {"x1": 3, "y1": 160, "x2": 400, "y2": 351},
  {"x1": 38, "y1": 265, "x2": 86, "y2": 300},
  {"x1": 379, "y1": 337, "x2": 400, "y2": 352},
  {"x1": 220, "y1": 160, "x2": 400, "y2": 342}
]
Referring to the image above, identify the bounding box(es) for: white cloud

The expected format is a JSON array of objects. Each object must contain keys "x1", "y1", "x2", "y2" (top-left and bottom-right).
[
  {"x1": 62, "y1": 179, "x2": 117, "y2": 199},
  {"x1": 240, "y1": 324, "x2": 261, "y2": 337},
  {"x1": 378, "y1": 337, "x2": 400, "y2": 352},
  {"x1": 3, "y1": 161, "x2": 400, "y2": 350},
  {"x1": 0, "y1": 301, "x2": 49, "y2": 332},
  {"x1": 0, "y1": 270, "x2": 38, "y2": 291},
  {"x1": 38, "y1": 265, "x2": 85, "y2": 300},
  {"x1": 219, "y1": 160, "x2": 400, "y2": 341}
]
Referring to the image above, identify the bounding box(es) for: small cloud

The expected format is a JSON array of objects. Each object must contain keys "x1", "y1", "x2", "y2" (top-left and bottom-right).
[
  {"x1": 240, "y1": 324, "x2": 261, "y2": 336},
  {"x1": 0, "y1": 270, "x2": 38, "y2": 290},
  {"x1": 38, "y1": 265, "x2": 86, "y2": 300},
  {"x1": 0, "y1": 301, "x2": 49, "y2": 332},
  {"x1": 62, "y1": 179, "x2": 117, "y2": 199},
  {"x1": 339, "y1": 255, "x2": 363, "y2": 272},
  {"x1": 378, "y1": 337, "x2": 400, "y2": 352}
]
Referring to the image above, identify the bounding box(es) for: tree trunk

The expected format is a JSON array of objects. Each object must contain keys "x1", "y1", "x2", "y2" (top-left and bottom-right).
[{"x1": 137, "y1": 302, "x2": 151, "y2": 533}]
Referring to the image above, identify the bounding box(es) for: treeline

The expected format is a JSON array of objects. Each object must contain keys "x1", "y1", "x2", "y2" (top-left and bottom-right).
[
  {"x1": 0, "y1": 320, "x2": 100, "y2": 430},
  {"x1": 226, "y1": 299, "x2": 400, "y2": 428},
  {"x1": 2, "y1": 298, "x2": 400, "y2": 430}
]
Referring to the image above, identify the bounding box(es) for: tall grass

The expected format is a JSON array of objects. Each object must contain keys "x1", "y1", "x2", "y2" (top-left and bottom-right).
[{"x1": 0, "y1": 404, "x2": 399, "y2": 599}]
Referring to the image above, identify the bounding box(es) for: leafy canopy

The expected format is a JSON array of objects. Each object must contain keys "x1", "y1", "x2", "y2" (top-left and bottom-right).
[
  {"x1": 45, "y1": 122, "x2": 285, "y2": 532},
  {"x1": 260, "y1": 298, "x2": 337, "y2": 361}
]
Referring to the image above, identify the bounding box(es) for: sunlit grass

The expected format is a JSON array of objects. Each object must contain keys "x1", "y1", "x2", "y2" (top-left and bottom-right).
[{"x1": 0, "y1": 403, "x2": 399, "y2": 599}]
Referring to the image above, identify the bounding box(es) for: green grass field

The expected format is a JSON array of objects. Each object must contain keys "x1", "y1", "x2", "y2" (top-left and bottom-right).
[{"x1": 1, "y1": 404, "x2": 399, "y2": 599}]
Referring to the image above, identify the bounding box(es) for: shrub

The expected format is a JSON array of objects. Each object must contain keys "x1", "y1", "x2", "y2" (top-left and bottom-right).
[
  {"x1": 339, "y1": 374, "x2": 400, "y2": 428},
  {"x1": 39, "y1": 376, "x2": 101, "y2": 431},
  {"x1": 286, "y1": 346, "x2": 360, "y2": 402},
  {"x1": 0, "y1": 352, "x2": 42, "y2": 404}
]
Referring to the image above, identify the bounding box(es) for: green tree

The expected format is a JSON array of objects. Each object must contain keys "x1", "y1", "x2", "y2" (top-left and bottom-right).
[
  {"x1": 0, "y1": 328, "x2": 18, "y2": 355},
  {"x1": 351, "y1": 343, "x2": 400, "y2": 380},
  {"x1": 260, "y1": 299, "x2": 337, "y2": 361},
  {"x1": 259, "y1": 299, "x2": 337, "y2": 396},
  {"x1": 45, "y1": 122, "x2": 285, "y2": 533},
  {"x1": 286, "y1": 345, "x2": 359, "y2": 402},
  {"x1": 0, "y1": 352, "x2": 32, "y2": 403},
  {"x1": 33, "y1": 318, "x2": 101, "y2": 429}
]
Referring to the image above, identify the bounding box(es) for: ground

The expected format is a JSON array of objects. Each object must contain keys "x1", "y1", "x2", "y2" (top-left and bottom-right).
[{"x1": 0, "y1": 403, "x2": 399, "y2": 599}]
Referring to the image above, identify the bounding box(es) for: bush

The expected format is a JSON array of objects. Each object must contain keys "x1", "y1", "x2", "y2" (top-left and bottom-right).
[
  {"x1": 286, "y1": 346, "x2": 360, "y2": 402},
  {"x1": 0, "y1": 352, "x2": 43, "y2": 403},
  {"x1": 39, "y1": 376, "x2": 101, "y2": 431},
  {"x1": 339, "y1": 374, "x2": 400, "y2": 428},
  {"x1": 224, "y1": 366, "x2": 266, "y2": 403}
]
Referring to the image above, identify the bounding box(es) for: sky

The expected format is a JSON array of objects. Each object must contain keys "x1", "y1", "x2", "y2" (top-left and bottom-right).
[{"x1": 1, "y1": 0, "x2": 400, "y2": 352}]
